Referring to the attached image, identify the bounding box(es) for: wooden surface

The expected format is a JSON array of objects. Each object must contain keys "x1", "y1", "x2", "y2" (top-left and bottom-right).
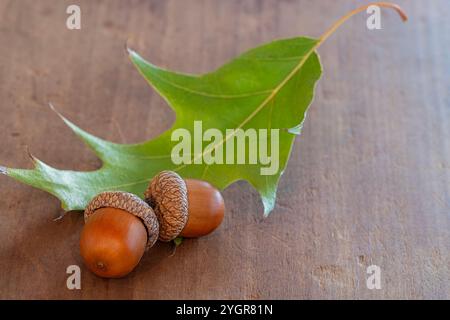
[{"x1": 0, "y1": 0, "x2": 449, "y2": 299}]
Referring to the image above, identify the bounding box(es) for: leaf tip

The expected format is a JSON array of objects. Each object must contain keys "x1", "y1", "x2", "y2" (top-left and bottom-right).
[
  {"x1": 263, "y1": 212, "x2": 270, "y2": 219},
  {"x1": 0, "y1": 166, "x2": 7, "y2": 175},
  {"x1": 124, "y1": 41, "x2": 131, "y2": 54},
  {"x1": 287, "y1": 123, "x2": 303, "y2": 135},
  {"x1": 48, "y1": 102, "x2": 66, "y2": 122},
  {"x1": 262, "y1": 197, "x2": 275, "y2": 218},
  {"x1": 47, "y1": 103, "x2": 83, "y2": 137},
  {"x1": 125, "y1": 44, "x2": 138, "y2": 59},
  {"x1": 48, "y1": 101, "x2": 56, "y2": 112},
  {"x1": 25, "y1": 146, "x2": 38, "y2": 165}
]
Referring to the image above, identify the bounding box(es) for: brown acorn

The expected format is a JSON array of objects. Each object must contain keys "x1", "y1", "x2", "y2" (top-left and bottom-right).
[
  {"x1": 145, "y1": 171, "x2": 225, "y2": 241},
  {"x1": 80, "y1": 191, "x2": 159, "y2": 278}
]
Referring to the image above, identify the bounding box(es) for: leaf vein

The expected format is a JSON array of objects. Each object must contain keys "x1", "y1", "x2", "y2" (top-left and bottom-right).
[{"x1": 150, "y1": 70, "x2": 273, "y2": 99}]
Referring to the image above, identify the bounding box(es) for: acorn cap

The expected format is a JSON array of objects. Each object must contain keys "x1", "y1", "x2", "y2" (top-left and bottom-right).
[
  {"x1": 144, "y1": 171, "x2": 188, "y2": 242},
  {"x1": 84, "y1": 191, "x2": 159, "y2": 250}
]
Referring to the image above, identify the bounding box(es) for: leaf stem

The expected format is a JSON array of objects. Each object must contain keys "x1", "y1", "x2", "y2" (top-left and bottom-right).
[{"x1": 318, "y1": 2, "x2": 407, "y2": 47}]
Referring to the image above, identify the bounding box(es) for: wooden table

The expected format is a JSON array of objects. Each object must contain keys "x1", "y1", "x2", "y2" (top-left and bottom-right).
[{"x1": 0, "y1": 0, "x2": 448, "y2": 299}]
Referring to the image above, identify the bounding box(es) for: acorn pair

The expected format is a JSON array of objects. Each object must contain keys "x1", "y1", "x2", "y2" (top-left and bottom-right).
[{"x1": 80, "y1": 170, "x2": 225, "y2": 278}]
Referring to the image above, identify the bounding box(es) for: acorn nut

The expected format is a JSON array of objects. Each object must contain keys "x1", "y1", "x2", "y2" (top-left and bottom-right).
[
  {"x1": 145, "y1": 170, "x2": 225, "y2": 241},
  {"x1": 80, "y1": 191, "x2": 159, "y2": 278}
]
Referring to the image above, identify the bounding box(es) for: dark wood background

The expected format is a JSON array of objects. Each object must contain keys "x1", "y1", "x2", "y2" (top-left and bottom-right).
[{"x1": 0, "y1": 0, "x2": 448, "y2": 299}]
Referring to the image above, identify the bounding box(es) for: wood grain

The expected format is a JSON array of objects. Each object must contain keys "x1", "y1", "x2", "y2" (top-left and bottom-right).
[{"x1": 0, "y1": 0, "x2": 448, "y2": 299}]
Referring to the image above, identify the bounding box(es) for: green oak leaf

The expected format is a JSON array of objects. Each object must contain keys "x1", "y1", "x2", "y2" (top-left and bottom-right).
[{"x1": 1, "y1": 37, "x2": 322, "y2": 216}]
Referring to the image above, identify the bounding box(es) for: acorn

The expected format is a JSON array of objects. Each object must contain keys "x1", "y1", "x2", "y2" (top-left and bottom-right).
[
  {"x1": 144, "y1": 170, "x2": 225, "y2": 241},
  {"x1": 80, "y1": 191, "x2": 159, "y2": 278}
]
